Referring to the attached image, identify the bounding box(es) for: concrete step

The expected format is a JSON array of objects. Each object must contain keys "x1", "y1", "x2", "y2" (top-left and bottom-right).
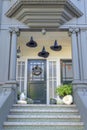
[
  {"x1": 3, "y1": 122, "x2": 84, "y2": 130},
  {"x1": 7, "y1": 115, "x2": 81, "y2": 122},
  {"x1": 9, "y1": 108, "x2": 79, "y2": 116},
  {"x1": 12, "y1": 104, "x2": 77, "y2": 110},
  {"x1": 3, "y1": 104, "x2": 84, "y2": 130}
]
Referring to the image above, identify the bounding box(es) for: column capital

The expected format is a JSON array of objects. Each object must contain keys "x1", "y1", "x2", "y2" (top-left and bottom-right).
[
  {"x1": 68, "y1": 27, "x2": 79, "y2": 36},
  {"x1": 9, "y1": 27, "x2": 20, "y2": 36}
]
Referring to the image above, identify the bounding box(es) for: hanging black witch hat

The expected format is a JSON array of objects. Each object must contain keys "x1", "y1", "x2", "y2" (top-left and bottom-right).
[
  {"x1": 17, "y1": 46, "x2": 21, "y2": 53},
  {"x1": 38, "y1": 46, "x2": 49, "y2": 58},
  {"x1": 17, "y1": 46, "x2": 21, "y2": 58},
  {"x1": 26, "y1": 36, "x2": 37, "y2": 47},
  {"x1": 50, "y1": 40, "x2": 62, "y2": 51}
]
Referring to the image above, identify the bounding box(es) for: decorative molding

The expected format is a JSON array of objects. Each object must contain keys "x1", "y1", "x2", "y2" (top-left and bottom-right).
[
  {"x1": 73, "y1": 86, "x2": 87, "y2": 95},
  {"x1": 69, "y1": 27, "x2": 79, "y2": 33},
  {"x1": 9, "y1": 27, "x2": 20, "y2": 36},
  {"x1": 6, "y1": 0, "x2": 83, "y2": 29},
  {"x1": 68, "y1": 27, "x2": 80, "y2": 36}
]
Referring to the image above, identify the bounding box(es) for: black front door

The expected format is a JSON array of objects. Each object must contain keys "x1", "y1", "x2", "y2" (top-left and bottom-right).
[{"x1": 27, "y1": 59, "x2": 46, "y2": 104}]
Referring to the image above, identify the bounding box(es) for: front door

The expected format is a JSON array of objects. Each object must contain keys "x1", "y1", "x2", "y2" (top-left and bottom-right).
[{"x1": 27, "y1": 59, "x2": 46, "y2": 104}]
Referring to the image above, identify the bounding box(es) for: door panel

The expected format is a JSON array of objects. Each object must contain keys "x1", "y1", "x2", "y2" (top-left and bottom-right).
[{"x1": 27, "y1": 59, "x2": 46, "y2": 104}]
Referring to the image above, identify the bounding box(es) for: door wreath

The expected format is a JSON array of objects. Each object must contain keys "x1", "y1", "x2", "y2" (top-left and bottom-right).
[{"x1": 32, "y1": 65, "x2": 42, "y2": 76}]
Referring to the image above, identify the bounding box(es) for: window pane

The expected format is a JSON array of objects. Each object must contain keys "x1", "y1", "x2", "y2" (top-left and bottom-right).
[
  {"x1": 48, "y1": 61, "x2": 57, "y2": 98},
  {"x1": 21, "y1": 64, "x2": 25, "y2": 77},
  {"x1": 61, "y1": 60, "x2": 73, "y2": 84},
  {"x1": 16, "y1": 61, "x2": 25, "y2": 93}
]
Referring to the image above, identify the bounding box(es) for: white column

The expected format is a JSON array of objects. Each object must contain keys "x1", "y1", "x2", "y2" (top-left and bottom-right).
[
  {"x1": 69, "y1": 28, "x2": 80, "y2": 82},
  {"x1": 9, "y1": 28, "x2": 19, "y2": 81}
]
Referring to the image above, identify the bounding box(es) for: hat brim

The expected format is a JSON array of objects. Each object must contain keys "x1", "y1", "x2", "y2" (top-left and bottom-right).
[
  {"x1": 26, "y1": 43, "x2": 37, "y2": 47},
  {"x1": 50, "y1": 45, "x2": 62, "y2": 51},
  {"x1": 38, "y1": 52, "x2": 49, "y2": 58}
]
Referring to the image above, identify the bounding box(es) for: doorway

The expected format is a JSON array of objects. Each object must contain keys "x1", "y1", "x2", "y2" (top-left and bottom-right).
[{"x1": 27, "y1": 59, "x2": 46, "y2": 104}]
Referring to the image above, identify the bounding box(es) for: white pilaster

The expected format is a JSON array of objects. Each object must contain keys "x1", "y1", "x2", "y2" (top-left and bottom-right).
[
  {"x1": 69, "y1": 28, "x2": 80, "y2": 82},
  {"x1": 80, "y1": 29, "x2": 87, "y2": 81},
  {"x1": 9, "y1": 28, "x2": 19, "y2": 81}
]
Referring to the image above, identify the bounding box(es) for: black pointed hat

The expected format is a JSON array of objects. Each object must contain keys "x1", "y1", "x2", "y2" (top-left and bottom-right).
[
  {"x1": 38, "y1": 46, "x2": 49, "y2": 58},
  {"x1": 50, "y1": 40, "x2": 62, "y2": 51},
  {"x1": 17, "y1": 46, "x2": 21, "y2": 58},
  {"x1": 17, "y1": 46, "x2": 21, "y2": 53},
  {"x1": 26, "y1": 36, "x2": 37, "y2": 47}
]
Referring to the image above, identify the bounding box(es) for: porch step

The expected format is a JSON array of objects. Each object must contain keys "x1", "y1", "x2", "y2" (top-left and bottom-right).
[
  {"x1": 9, "y1": 108, "x2": 79, "y2": 116},
  {"x1": 7, "y1": 115, "x2": 81, "y2": 122},
  {"x1": 4, "y1": 122, "x2": 84, "y2": 130},
  {"x1": 10, "y1": 104, "x2": 79, "y2": 116},
  {"x1": 12, "y1": 104, "x2": 77, "y2": 109},
  {"x1": 3, "y1": 104, "x2": 84, "y2": 130},
  {"x1": 3, "y1": 122, "x2": 84, "y2": 130}
]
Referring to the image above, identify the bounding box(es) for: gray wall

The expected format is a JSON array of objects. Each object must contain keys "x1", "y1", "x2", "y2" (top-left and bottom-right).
[
  {"x1": 0, "y1": 84, "x2": 17, "y2": 130},
  {"x1": 0, "y1": 0, "x2": 2, "y2": 29},
  {"x1": 73, "y1": 85, "x2": 87, "y2": 130}
]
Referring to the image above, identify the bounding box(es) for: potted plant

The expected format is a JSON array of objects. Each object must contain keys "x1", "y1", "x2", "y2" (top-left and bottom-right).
[
  {"x1": 56, "y1": 84, "x2": 72, "y2": 98},
  {"x1": 56, "y1": 84, "x2": 73, "y2": 105}
]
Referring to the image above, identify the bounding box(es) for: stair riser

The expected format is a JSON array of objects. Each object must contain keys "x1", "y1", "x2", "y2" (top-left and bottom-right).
[
  {"x1": 4, "y1": 126, "x2": 84, "y2": 130},
  {"x1": 7, "y1": 118, "x2": 81, "y2": 122}
]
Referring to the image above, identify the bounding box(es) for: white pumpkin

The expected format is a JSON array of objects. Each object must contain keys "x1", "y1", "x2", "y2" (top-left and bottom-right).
[
  {"x1": 62, "y1": 95, "x2": 73, "y2": 105},
  {"x1": 20, "y1": 92, "x2": 26, "y2": 101}
]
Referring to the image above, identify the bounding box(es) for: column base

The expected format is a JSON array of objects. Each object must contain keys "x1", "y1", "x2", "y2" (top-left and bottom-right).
[
  {"x1": 5, "y1": 80, "x2": 19, "y2": 89},
  {"x1": 4, "y1": 80, "x2": 18, "y2": 103},
  {"x1": 72, "y1": 80, "x2": 87, "y2": 96}
]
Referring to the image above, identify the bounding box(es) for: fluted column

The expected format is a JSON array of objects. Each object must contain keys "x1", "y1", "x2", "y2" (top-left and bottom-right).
[
  {"x1": 9, "y1": 28, "x2": 20, "y2": 81},
  {"x1": 69, "y1": 28, "x2": 80, "y2": 82}
]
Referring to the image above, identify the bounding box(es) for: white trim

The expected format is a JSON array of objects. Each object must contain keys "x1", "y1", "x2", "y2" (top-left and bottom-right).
[
  {"x1": 57, "y1": 59, "x2": 61, "y2": 86},
  {"x1": 24, "y1": 60, "x2": 28, "y2": 96},
  {"x1": 16, "y1": 59, "x2": 26, "y2": 94},
  {"x1": 47, "y1": 60, "x2": 50, "y2": 104},
  {"x1": 47, "y1": 58, "x2": 61, "y2": 103}
]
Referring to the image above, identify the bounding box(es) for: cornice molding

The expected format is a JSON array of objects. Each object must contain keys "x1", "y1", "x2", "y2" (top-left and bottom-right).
[
  {"x1": 6, "y1": 0, "x2": 83, "y2": 29},
  {"x1": 6, "y1": 0, "x2": 83, "y2": 17}
]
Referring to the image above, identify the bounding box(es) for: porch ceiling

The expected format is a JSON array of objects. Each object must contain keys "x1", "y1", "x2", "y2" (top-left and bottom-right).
[
  {"x1": 18, "y1": 31, "x2": 71, "y2": 58},
  {"x1": 6, "y1": 0, "x2": 83, "y2": 29}
]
